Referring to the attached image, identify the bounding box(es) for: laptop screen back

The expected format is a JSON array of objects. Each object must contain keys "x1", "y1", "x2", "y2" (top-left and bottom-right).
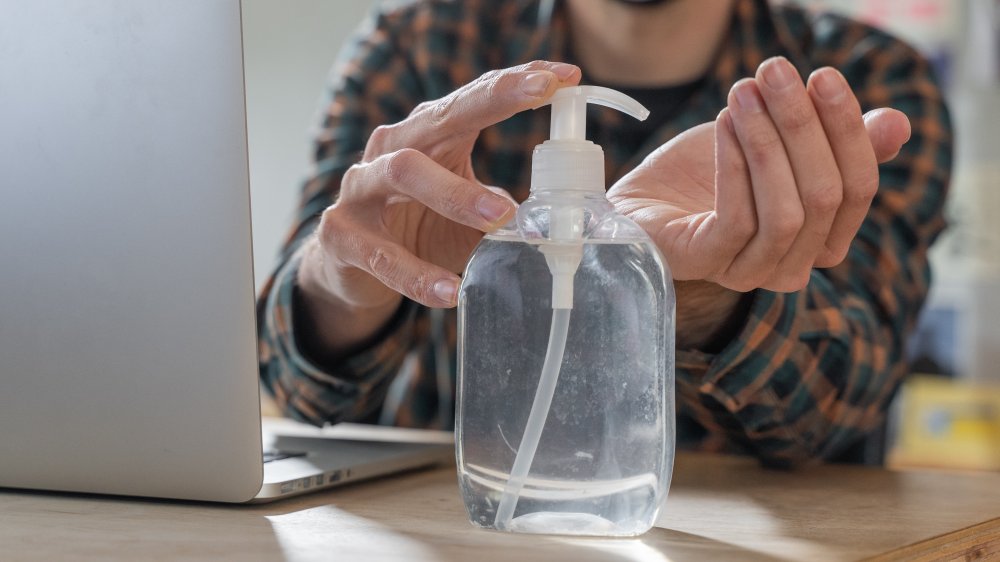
[{"x1": 0, "y1": 0, "x2": 264, "y2": 501}]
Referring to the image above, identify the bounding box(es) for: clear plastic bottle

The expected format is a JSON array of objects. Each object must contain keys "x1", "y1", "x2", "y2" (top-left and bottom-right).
[{"x1": 456, "y1": 87, "x2": 676, "y2": 536}]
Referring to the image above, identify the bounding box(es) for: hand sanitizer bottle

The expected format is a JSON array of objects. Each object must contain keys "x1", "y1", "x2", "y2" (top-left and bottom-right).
[{"x1": 456, "y1": 86, "x2": 676, "y2": 536}]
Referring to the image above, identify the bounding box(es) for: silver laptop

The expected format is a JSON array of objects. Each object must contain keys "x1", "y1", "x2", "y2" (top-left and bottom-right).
[{"x1": 0, "y1": 0, "x2": 451, "y2": 503}]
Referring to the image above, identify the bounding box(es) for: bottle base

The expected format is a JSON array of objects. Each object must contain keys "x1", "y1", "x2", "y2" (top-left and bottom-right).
[{"x1": 496, "y1": 511, "x2": 649, "y2": 537}]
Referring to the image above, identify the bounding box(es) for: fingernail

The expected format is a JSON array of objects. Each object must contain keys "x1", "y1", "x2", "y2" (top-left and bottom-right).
[
  {"x1": 732, "y1": 80, "x2": 763, "y2": 112},
  {"x1": 476, "y1": 195, "x2": 512, "y2": 223},
  {"x1": 762, "y1": 57, "x2": 795, "y2": 90},
  {"x1": 433, "y1": 279, "x2": 458, "y2": 305},
  {"x1": 812, "y1": 68, "x2": 845, "y2": 101},
  {"x1": 520, "y1": 71, "x2": 553, "y2": 97},
  {"x1": 548, "y1": 62, "x2": 577, "y2": 80}
]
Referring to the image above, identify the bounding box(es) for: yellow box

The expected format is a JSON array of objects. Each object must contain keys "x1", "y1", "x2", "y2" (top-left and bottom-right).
[{"x1": 890, "y1": 375, "x2": 1000, "y2": 471}]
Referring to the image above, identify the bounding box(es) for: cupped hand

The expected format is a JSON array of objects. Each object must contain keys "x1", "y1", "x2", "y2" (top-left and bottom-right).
[
  {"x1": 305, "y1": 61, "x2": 581, "y2": 314},
  {"x1": 609, "y1": 56, "x2": 911, "y2": 294}
]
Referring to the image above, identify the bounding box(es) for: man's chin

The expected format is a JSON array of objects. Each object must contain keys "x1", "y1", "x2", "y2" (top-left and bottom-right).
[{"x1": 612, "y1": 0, "x2": 677, "y2": 6}]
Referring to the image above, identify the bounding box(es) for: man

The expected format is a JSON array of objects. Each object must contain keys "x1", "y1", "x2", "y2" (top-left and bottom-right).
[{"x1": 257, "y1": 0, "x2": 952, "y2": 467}]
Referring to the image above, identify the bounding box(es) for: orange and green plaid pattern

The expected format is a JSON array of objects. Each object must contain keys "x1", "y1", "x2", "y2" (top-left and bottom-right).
[{"x1": 257, "y1": 0, "x2": 952, "y2": 467}]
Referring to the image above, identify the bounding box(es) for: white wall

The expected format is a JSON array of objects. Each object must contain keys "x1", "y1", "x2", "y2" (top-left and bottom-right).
[{"x1": 242, "y1": 1, "x2": 378, "y2": 290}]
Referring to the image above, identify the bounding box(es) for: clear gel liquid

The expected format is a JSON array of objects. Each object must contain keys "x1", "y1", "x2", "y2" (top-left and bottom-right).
[{"x1": 456, "y1": 234, "x2": 675, "y2": 536}]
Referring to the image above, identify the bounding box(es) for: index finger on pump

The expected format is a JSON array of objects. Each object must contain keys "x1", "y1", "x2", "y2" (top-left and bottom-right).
[{"x1": 407, "y1": 61, "x2": 581, "y2": 146}]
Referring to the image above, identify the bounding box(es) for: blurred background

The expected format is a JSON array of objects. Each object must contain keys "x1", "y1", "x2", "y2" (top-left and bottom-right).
[
  {"x1": 242, "y1": 0, "x2": 1000, "y2": 469},
  {"x1": 242, "y1": 0, "x2": 376, "y2": 290},
  {"x1": 783, "y1": 0, "x2": 1000, "y2": 471}
]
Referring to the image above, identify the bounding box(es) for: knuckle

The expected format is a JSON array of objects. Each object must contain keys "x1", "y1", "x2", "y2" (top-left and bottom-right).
[
  {"x1": 722, "y1": 275, "x2": 759, "y2": 294},
  {"x1": 366, "y1": 124, "x2": 396, "y2": 154},
  {"x1": 482, "y1": 73, "x2": 506, "y2": 101},
  {"x1": 748, "y1": 271, "x2": 775, "y2": 291},
  {"x1": 830, "y1": 247, "x2": 850, "y2": 265},
  {"x1": 341, "y1": 163, "x2": 363, "y2": 190},
  {"x1": 469, "y1": 69, "x2": 502, "y2": 96},
  {"x1": 744, "y1": 130, "x2": 785, "y2": 163},
  {"x1": 763, "y1": 280, "x2": 790, "y2": 293},
  {"x1": 776, "y1": 102, "x2": 815, "y2": 134},
  {"x1": 768, "y1": 269, "x2": 812, "y2": 293},
  {"x1": 815, "y1": 247, "x2": 848, "y2": 268},
  {"x1": 719, "y1": 264, "x2": 772, "y2": 293},
  {"x1": 426, "y1": 95, "x2": 458, "y2": 129},
  {"x1": 318, "y1": 211, "x2": 362, "y2": 265},
  {"x1": 785, "y1": 270, "x2": 812, "y2": 292},
  {"x1": 762, "y1": 279, "x2": 790, "y2": 293},
  {"x1": 383, "y1": 148, "x2": 422, "y2": 184},
  {"x1": 846, "y1": 171, "x2": 879, "y2": 205},
  {"x1": 803, "y1": 181, "x2": 843, "y2": 214},
  {"x1": 318, "y1": 205, "x2": 349, "y2": 241},
  {"x1": 767, "y1": 209, "x2": 805, "y2": 240},
  {"x1": 439, "y1": 190, "x2": 472, "y2": 221},
  {"x1": 405, "y1": 270, "x2": 435, "y2": 304},
  {"x1": 366, "y1": 245, "x2": 395, "y2": 279},
  {"x1": 412, "y1": 100, "x2": 435, "y2": 114},
  {"x1": 478, "y1": 68, "x2": 503, "y2": 83},
  {"x1": 828, "y1": 107, "x2": 861, "y2": 136},
  {"x1": 517, "y1": 60, "x2": 549, "y2": 72},
  {"x1": 486, "y1": 68, "x2": 528, "y2": 101}
]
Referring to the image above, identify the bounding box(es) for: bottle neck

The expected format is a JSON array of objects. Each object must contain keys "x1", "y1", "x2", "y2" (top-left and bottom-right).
[{"x1": 530, "y1": 140, "x2": 606, "y2": 194}]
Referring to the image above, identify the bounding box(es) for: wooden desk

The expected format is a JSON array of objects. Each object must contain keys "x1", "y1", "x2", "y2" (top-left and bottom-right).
[{"x1": 2, "y1": 452, "x2": 997, "y2": 561}]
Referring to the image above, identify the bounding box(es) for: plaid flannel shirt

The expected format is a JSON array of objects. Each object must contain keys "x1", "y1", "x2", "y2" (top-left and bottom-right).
[{"x1": 258, "y1": 0, "x2": 952, "y2": 467}]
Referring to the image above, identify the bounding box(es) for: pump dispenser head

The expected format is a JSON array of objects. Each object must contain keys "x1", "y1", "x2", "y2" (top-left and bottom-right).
[
  {"x1": 531, "y1": 86, "x2": 649, "y2": 309},
  {"x1": 531, "y1": 86, "x2": 649, "y2": 193}
]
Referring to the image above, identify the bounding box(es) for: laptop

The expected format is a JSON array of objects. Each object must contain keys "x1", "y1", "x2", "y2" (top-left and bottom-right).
[{"x1": 0, "y1": 0, "x2": 452, "y2": 503}]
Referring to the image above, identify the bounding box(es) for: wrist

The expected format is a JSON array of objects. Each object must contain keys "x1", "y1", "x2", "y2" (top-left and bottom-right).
[
  {"x1": 674, "y1": 280, "x2": 754, "y2": 353},
  {"x1": 296, "y1": 237, "x2": 402, "y2": 354}
]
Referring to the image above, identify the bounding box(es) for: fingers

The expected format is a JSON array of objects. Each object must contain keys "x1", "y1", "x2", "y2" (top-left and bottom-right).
[
  {"x1": 615, "y1": 59, "x2": 900, "y2": 295},
  {"x1": 369, "y1": 61, "x2": 581, "y2": 157},
  {"x1": 415, "y1": 60, "x2": 581, "y2": 139},
  {"x1": 701, "y1": 109, "x2": 756, "y2": 281},
  {"x1": 864, "y1": 107, "x2": 912, "y2": 163},
  {"x1": 329, "y1": 62, "x2": 577, "y2": 309},
  {"x1": 754, "y1": 59, "x2": 842, "y2": 288},
  {"x1": 329, "y1": 148, "x2": 514, "y2": 308},
  {"x1": 346, "y1": 148, "x2": 516, "y2": 232},
  {"x1": 719, "y1": 77, "x2": 803, "y2": 292},
  {"x1": 320, "y1": 212, "x2": 460, "y2": 308},
  {"x1": 710, "y1": 58, "x2": 896, "y2": 293},
  {"x1": 805, "y1": 67, "x2": 880, "y2": 266}
]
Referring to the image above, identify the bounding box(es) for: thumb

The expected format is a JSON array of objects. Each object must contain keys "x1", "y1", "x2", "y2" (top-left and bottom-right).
[{"x1": 864, "y1": 108, "x2": 911, "y2": 163}]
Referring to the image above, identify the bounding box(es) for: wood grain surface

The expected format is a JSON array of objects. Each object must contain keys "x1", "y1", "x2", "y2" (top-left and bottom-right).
[{"x1": 2, "y1": 452, "x2": 998, "y2": 561}]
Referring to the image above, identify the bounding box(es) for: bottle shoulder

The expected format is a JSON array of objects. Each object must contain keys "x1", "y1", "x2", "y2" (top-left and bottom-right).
[{"x1": 510, "y1": 193, "x2": 652, "y2": 243}]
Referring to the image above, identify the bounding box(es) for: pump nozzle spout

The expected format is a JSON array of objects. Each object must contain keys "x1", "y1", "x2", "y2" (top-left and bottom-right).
[{"x1": 547, "y1": 86, "x2": 650, "y2": 141}]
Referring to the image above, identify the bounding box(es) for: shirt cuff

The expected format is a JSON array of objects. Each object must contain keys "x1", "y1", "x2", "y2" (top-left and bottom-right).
[
  {"x1": 260, "y1": 249, "x2": 418, "y2": 418},
  {"x1": 675, "y1": 289, "x2": 796, "y2": 419}
]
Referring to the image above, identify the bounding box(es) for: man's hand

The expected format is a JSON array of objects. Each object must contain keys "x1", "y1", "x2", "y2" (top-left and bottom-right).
[
  {"x1": 298, "y1": 61, "x2": 581, "y2": 352},
  {"x1": 608, "y1": 57, "x2": 911, "y2": 348}
]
